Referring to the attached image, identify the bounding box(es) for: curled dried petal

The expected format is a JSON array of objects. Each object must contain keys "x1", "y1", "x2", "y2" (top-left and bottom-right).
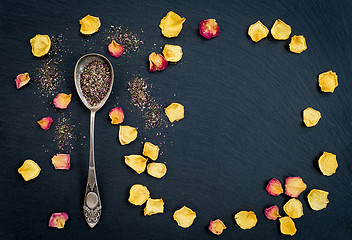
[
  {"x1": 283, "y1": 198, "x2": 303, "y2": 219},
  {"x1": 108, "y1": 40, "x2": 124, "y2": 59},
  {"x1": 248, "y1": 21, "x2": 269, "y2": 42},
  {"x1": 270, "y1": 19, "x2": 291, "y2": 40},
  {"x1": 199, "y1": 19, "x2": 220, "y2": 39},
  {"x1": 124, "y1": 155, "x2": 148, "y2": 174},
  {"x1": 165, "y1": 103, "x2": 184, "y2": 123},
  {"x1": 38, "y1": 117, "x2": 53, "y2": 130},
  {"x1": 48, "y1": 212, "x2": 69, "y2": 229},
  {"x1": 147, "y1": 163, "x2": 167, "y2": 178},
  {"x1": 289, "y1": 35, "x2": 307, "y2": 53},
  {"x1": 307, "y1": 189, "x2": 329, "y2": 211},
  {"x1": 318, "y1": 152, "x2": 338, "y2": 176},
  {"x1": 144, "y1": 198, "x2": 165, "y2": 216},
  {"x1": 79, "y1": 14, "x2": 101, "y2": 35},
  {"x1": 208, "y1": 219, "x2": 226, "y2": 235},
  {"x1": 119, "y1": 125, "x2": 138, "y2": 145},
  {"x1": 234, "y1": 211, "x2": 257, "y2": 229},
  {"x1": 173, "y1": 206, "x2": 196, "y2": 228},
  {"x1": 142, "y1": 142, "x2": 160, "y2": 160},
  {"x1": 264, "y1": 205, "x2": 280, "y2": 220},
  {"x1": 128, "y1": 184, "x2": 150, "y2": 205},
  {"x1": 162, "y1": 44, "x2": 183, "y2": 62},
  {"x1": 30, "y1": 34, "x2": 51, "y2": 57},
  {"x1": 279, "y1": 216, "x2": 296, "y2": 236},
  {"x1": 53, "y1": 93, "x2": 72, "y2": 109},
  {"x1": 285, "y1": 177, "x2": 307, "y2": 198},
  {"x1": 303, "y1": 107, "x2": 321, "y2": 127},
  {"x1": 18, "y1": 160, "x2": 41, "y2": 181},
  {"x1": 109, "y1": 107, "x2": 124, "y2": 124},
  {"x1": 265, "y1": 178, "x2": 283, "y2": 196},
  {"x1": 319, "y1": 70, "x2": 338, "y2": 93},
  {"x1": 51, "y1": 154, "x2": 70, "y2": 170},
  {"x1": 15, "y1": 73, "x2": 31, "y2": 89},
  {"x1": 159, "y1": 11, "x2": 186, "y2": 38},
  {"x1": 149, "y1": 52, "x2": 168, "y2": 72}
]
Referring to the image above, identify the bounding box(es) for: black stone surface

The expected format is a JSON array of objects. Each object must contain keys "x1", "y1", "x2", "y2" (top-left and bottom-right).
[{"x1": 1, "y1": 0, "x2": 352, "y2": 239}]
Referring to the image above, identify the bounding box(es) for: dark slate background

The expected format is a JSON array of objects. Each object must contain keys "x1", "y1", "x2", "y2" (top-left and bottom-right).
[{"x1": 1, "y1": 0, "x2": 352, "y2": 239}]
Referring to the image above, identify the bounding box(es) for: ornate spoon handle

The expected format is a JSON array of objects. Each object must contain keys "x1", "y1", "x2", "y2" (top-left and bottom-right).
[{"x1": 83, "y1": 111, "x2": 102, "y2": 228}]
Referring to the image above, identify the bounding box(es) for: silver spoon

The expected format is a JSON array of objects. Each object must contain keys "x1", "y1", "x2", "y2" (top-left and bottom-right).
[{"x1": 74, "y1": 53, "x2": 114, "y2": 228}]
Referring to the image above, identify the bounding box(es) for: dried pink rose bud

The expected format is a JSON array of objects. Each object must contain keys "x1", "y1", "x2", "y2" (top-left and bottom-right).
[
  {"x1": 264, "y1": 205, "x2": 280, "y2": 220},
  {"x1": 149, "y1": 52, "x2": 168, "y2": 72},
  {"x1": 48, "y1": 212, "x2": 69, "y2": 229},
  {"x1": 199, "y1": 19, "x2": 220, "y2": 39},
  {"x1": 109, "y1": 106, "x2": 124, "y2": 124},
  {"x1": 266, "y1": 178, "x2": 283, "y2": 196},
  {"x1": 53, "y1": 93, "x2": 72, "y2": 109},
  {"x1": 37, "y1": 117, "x2": 53, "y2": 130},
  {"x1": 108, "y1": 40, "x2": 124, "y2": 59},
  {"x1": 285, "y1": 177, "x2": 307, "y2": 197},
  {"x1": 51, "y1": 154, "x2": 70, "y2": 170},
  {"x1": 15, "y1": 73, "x2": 31, "y2": 89},
  {"x1": 208, "y1": 219, "x2": 226, "y2": 235}
]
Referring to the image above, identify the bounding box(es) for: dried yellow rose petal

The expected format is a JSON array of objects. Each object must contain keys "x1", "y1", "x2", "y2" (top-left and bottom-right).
[
  {"x1": 307, "y1": 189, "x2": 329, "y2": 211},
  {"x1": 289, "y1": 35, "x2": 307, "y2": 53},
  {"x1": 279, "y1": 216, "x2": 296, "y2": 236},
  {"x1": 144, "y1": 198, "x2": 164, "y2": 216},
  {"x1": 142, "y1": 142, "x2": 160, "y2": 160},
  {"x1": 128, "y1": 184, "x2": 150, "y2": 205},
  {"x1": 159, "y1": 11, "x2": 186, "y2": 38},
  {"x1": 18, "y1": 160, "x2": 41, "y2": 181},
  {"x1": 147, "y1": 163, "x2": 167, "y2": 178},
  {"x1": 162, "y1": 44, "x2": 183, "y2": 62},
  {"x1": 173, "y1": 206, "x2": 196, "y2": 228},
  {"x1": 248, "y1": 21, "x2": 269, "y2": 42},
  {"x1": 79, "y1": 14, "x2": 101, "y2": 35},
  {"x1": 285, "y1": 177, "x2": 307, "y2": 197},
  {"x1": 30, "y1": 34, "x2": 51, "y2": 57},
  {"x1": 283, "y1": 198, "x2": 303, "y2": 219},
  {"x1": 124, "y1": 155, "x2": 148, "y2": 174},
  {"x1": 109, "y1": 107, "x2": 124, "y2": 124},
  {"x1": 165, "y1": 103, "x2": 184, "y2": 123},
  {"x1": 234, "y1": 211, "x2": 257, "y2": 229},
  {"x1": 318, "y1": 152, "x2": 338, "y2": 176},
  {"x1": 271, "y1": 19, "x2": 291, "y2": 40},
  {"x1": 303, "y1": 107, "x2": 321, "y2": 127},
  {"x1": 53, "y1": 93, "x2": 72, "y2": 109},
  {"x1": 318, "y1": 70, "x2": 338, "y2": 93},
  {"x1": 51, "y1": 154, "x2": 70, "y2": 170},
  {"x1": 119, "y1": 125, "x2": 138, "y2": 145}
]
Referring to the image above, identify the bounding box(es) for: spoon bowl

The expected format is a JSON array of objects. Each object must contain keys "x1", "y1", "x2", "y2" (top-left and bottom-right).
[
  {"x1": 74, "y1": 53, "x2": 114, "y2": 228},
  {"x1": 74, "y1": 53, "x2": 114, "y2": 112}
]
